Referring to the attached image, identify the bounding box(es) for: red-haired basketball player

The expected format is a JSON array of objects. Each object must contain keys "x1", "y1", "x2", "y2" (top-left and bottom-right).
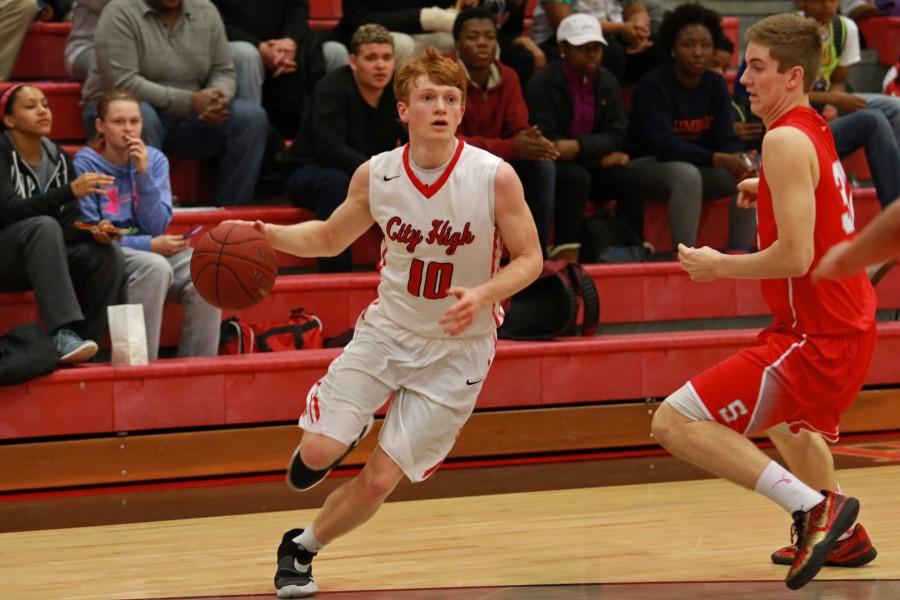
[
  {"x1": 229, "y1": 47, "x2": 541, "y2": 597},
  {"x1": 651, "y1": 13, "x2": 878, "y2": 590}
]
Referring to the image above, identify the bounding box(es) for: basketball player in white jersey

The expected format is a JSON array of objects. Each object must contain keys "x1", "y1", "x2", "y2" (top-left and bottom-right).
[{"x1": 229, "y1": 47, "x2": 542, "y2": 597}]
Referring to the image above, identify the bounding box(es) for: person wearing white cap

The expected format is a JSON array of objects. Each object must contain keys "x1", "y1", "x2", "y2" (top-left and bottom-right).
[
  {"x1": 525, "y1": 13, "x2": 645, "y2": 262},
  {"x1": 528, "y1": 0, "x2": 661, "y2": 83}
]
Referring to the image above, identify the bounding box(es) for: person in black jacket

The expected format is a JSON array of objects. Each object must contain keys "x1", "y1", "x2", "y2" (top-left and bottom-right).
[
  {"x1": 285, "y1": 24, "x2": 407, "y2": 272},
  {"x1": 212, "y1": 0, "x2": 349, "y2": 138},
  {"x1": 0, "y1": 84, "x2": 124, "y2": 363},
  {"x1": 335, "y1": 0, "x2": 477, "y2": 62},
  {"x1": 525, "y1": 13, "x2": 643, "y2": 261},
  {"x1": 627, "y1": 2, "x2": 756, "y2": 252}
]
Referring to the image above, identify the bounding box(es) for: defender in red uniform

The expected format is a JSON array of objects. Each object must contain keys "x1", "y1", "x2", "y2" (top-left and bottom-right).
[{"x1": 650, "y1": 13, "x2": 877, "y2": 590}]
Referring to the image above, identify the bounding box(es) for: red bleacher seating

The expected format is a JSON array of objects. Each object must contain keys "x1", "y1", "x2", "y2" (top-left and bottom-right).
[
  {"x1": 10, "y1": 23, "x2": 69, "y2": 80},
  {"x1": 4, "y1": 257, "x2": 900, "y2": 352},
  {"x1": 3, "y1": 322, "x2": 900, "y2": 439},
  {"x1": 643, "y1": 186, "x2": 881, "y2": 253},
  {"x1": 309, "y1": 0, "x2": 342, "y2": 29},
  {"x1": 0, "y1": 81, "x2": 84, "y2": 141},
  {"x1": 858, "y1": 16, "x2": 900, "y2": 67},
  {"x1": 843, "y1": 148, "x2": 872, "y2": 183}
]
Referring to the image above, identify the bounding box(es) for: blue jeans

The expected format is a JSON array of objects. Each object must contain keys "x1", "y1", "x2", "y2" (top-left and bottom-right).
[
  {"x1": 858, "y1": 93, "x2": 900, "y2": 147},
  {"x1": 229, "y1": 41, "x2": 264, "y2": 105},
  {"x1": 510, "y1": 159, "x2": 555, "y2": 255},
  {"x1": 830, "y1": 108, "x2": 900, "y2": 207},
  {"x1": 286, "y1": 163, "x2": 353, "y2": 272}
]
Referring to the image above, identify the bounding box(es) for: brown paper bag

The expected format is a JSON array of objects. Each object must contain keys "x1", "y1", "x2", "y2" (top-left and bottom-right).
[{"x1": 107, "y1": 304, "x2": 149, "y2": 366}]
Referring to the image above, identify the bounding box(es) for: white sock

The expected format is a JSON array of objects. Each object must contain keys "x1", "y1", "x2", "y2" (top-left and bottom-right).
[
  {"x1": 292, "y1": 525, "x2": 325, "y2": 554},
  {"x1": 754, "y1": 460, "x2": 825, "y2": 514}
]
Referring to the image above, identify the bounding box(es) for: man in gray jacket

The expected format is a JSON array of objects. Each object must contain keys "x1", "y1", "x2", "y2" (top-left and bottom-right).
[{"x1": 81, "y1": 0, "x2": 268, "y2": 205}]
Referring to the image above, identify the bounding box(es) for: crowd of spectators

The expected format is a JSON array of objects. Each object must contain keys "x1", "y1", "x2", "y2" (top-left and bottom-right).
[{"x1": 2, "y1": 0, "x2": 900, "y2": 365}]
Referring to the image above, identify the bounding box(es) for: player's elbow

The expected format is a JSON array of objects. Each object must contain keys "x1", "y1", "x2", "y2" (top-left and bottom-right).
[{"x1": 785, "y1": 245, "x2": 814, "y2": 278}]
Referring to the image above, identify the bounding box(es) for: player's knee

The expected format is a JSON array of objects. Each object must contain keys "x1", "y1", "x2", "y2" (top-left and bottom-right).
[
  {"x1": 299, "y1": 441, "x2": 344, "y2": 471},
  {"x1": 357, "y1": 467, "x2": 400, "y2": 501},
  {"x1": 653, "y1": 385, "x2": 703, "y2": 447},
  {"x1": 651, "y1": 402, "x2": 682, "y2": 448}
]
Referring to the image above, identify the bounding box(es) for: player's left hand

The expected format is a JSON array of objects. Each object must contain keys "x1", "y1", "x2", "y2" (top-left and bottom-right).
[
  {"x1": 439, "y1": 286, "x2": 487, "y2": 336},
  {"x1": 677, "y1": 243, "x2": 722, "y2": 282}
]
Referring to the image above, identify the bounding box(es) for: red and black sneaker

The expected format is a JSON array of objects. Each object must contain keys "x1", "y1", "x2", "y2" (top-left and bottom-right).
[
  {"x1": 785, "y1": 491, "x2": 860, "y2": 590},
  {"x1": 771, "y1": 522, "x2": 877, "y2": 567}
]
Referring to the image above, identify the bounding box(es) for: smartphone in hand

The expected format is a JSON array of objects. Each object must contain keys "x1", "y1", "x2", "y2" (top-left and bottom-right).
[{"x1": 182, "y1": 225, "x2": 204, "y2": 240}]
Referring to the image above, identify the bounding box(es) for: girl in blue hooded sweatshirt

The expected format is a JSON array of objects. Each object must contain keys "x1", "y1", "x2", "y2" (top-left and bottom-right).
[{"x1": 75, "y1": 89, "x2": 221, "y2": 360}]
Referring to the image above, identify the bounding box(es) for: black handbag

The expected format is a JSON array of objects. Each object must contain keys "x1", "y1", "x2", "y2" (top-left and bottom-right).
[{"x1": 0, "y1": 322, "x2": 59, "y2": 386}]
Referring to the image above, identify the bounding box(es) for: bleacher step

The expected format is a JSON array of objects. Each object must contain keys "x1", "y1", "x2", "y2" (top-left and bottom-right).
[{"x1": 3, "y1": 323, "x2": 900, "y2": 442}]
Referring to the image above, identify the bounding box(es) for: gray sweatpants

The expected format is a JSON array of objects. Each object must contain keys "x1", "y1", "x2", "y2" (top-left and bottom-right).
[
  {"x1": 628, "y1": 156, "x2": 757, "y2": 252},
  {"x1": 122, "y1": 246, "x2": 221, "y2": 360}
]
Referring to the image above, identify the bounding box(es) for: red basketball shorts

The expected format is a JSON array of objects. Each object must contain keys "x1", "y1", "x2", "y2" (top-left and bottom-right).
[{"x1": 689, "y1": 323, "x2": 876, "y2": 442}]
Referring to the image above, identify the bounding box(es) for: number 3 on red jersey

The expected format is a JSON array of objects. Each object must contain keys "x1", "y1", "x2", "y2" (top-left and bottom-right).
[{"x1": 832, "y1": 160, "x2": 855, "y2": 234}]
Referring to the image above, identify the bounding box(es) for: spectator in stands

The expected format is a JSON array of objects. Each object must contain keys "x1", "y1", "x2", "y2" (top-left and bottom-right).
[
  {"x1": 728, "y1": 29, "x2": 900, "y2": 209},
  {"x1": 335, "y1": 0, "x2": 478, "y2": 63},
  {"x1": 799, "y1": 0, "x2": 900, "y2": 146},
  {"x1": 211, "y1": 0, "x2": 349, "y2": 138},
  {"x1": 64, "y1": 1, "x2": 108, "y2": 81},
  {"x1": 710, "y1": 36, "x2": 765, "y2": 154},
  {"x1": 454, "y1": 8, "x2": 557, "y2": 255},
  {"x1": 481, "y1": 0, "x2": 546, "y2": 86},
  {"x1": 0, "y1": 84, "x2": 124, "y2": 364},
  {"x1": 285, "y1": 24, "x2": 406, "y2": 272},
  {"x1": 529, "y1": 0, "x2": 663, "y2": 83},
  {"x1": 0, "y1": 0, "x2": 39, "y2": 82},
  {"x1": 526, "y1": 13, "x2": 644, "y2": 261},
  {"x1": 81, "y1": 0, "x2": 269, "y2": 206},
  {"x1": 627, "y1": 2, "x2": 756, "y2": 253},
  {"x1": 75, "y1": 89, "x2": 221, "y2": 360}
]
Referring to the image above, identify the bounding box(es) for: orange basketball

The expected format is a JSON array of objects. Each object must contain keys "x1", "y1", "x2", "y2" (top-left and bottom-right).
[{"x1": 190, "y1": 223, "x2": 278, "y2": 310}]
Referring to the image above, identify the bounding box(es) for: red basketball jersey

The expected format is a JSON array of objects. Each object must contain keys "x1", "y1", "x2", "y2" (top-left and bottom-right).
[{"x1": 755, "y1": 106, "x2": 876, "y2": 335}]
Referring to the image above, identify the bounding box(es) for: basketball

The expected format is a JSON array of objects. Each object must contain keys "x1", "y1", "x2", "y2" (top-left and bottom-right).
[{"x1": 190, "y1": 223, "x2": 278, "y2": 310}]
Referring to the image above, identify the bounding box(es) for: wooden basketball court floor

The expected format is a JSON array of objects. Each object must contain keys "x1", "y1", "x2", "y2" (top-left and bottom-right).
[{"x1": 2, "y1": 436, "x2": 900, "y2": 600}]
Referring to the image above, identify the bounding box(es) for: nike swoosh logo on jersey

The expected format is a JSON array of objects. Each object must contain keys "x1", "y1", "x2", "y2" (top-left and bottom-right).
[
  {"x1": 383, "y1": 174, "x2": 401, "y2": 181},
  {"x1": 466, "y1": 378, "x2": 483, "y2": 385}
]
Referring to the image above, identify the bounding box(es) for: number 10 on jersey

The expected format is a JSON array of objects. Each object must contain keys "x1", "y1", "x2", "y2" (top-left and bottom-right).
[{"x1": 407, "y1": 259, "x2": 454, "y2": 299}]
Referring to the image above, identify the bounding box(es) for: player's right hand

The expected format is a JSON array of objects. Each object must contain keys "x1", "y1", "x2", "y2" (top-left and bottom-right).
[
  {"x1": 736, "y1": 177, "x2": 759, "y2": 209},
  {"x1": 439, "y1": 286, "x2": 486, "y2": 336}
]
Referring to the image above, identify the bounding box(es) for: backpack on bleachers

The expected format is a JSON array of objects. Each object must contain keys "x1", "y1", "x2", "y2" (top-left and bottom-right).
[
  {"x1": 498, "y1": 261, "x2": 599, "y2": 340},
  {"x1": 579, "y1": 213, "x2": 647, "y2": 263},
  {"x1": 0, "y1": 322, "x2": 59, "y2": 386},
  {"x1": 219, "y1": 308, "x2": 324, "y2": 354}
]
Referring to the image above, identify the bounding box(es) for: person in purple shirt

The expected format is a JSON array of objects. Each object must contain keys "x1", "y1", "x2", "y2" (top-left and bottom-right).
[
  {"x1": 627, "y1": 2, "x2": 756, "y2": 253},
  {"x1": 75, "y1": 89, "x2": 221, "y2": 360},
  {"x1": 526, "y1": 13, "x2": 644, "y2": 261}
]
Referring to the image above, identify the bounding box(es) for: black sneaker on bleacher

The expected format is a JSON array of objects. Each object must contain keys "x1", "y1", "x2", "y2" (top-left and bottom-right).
[{"x1": 274, "y1": 528, "x2": 318, "y2": 598}]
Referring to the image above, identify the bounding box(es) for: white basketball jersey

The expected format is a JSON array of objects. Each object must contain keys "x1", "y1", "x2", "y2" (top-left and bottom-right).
[{"x1": 366, "y1": 140, "x2": 504, "y2": 339}]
